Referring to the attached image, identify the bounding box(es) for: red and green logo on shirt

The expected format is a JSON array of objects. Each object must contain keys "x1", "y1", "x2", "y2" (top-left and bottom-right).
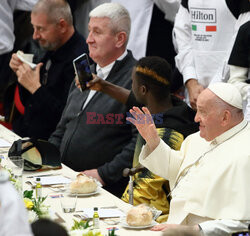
[{"x1": 192, "y1": 24, "x2": 217, "y2": 32}]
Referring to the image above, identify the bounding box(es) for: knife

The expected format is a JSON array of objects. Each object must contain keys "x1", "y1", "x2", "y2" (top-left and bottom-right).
[{"x1": 26, "y1": 174, "x2": 55, "y2": 178}]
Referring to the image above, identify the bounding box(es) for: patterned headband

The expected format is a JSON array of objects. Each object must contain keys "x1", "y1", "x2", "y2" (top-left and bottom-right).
[{"x1": 136, "y1": 66, "x2": 169, "y2": 86}]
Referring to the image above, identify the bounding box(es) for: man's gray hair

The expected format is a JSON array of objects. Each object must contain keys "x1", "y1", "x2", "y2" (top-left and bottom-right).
[
  {"x1": 32, "y1": 0, "x2": 73, "y2": 25},
  {"x1": 89, "y1": 3, "x2": 131, "y2": 44}
]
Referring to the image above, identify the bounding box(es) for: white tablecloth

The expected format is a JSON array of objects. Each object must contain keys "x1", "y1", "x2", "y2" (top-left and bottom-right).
[{"x1": 0, "y1": 125, "x2": 162, "y2": 236}]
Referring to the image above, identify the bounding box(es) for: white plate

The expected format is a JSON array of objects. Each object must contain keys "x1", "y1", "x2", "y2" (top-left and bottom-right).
[
  {"x1": 66, "y1": 186, "x2": 100, "y2": 197},
  {"x1": 120, "y1": 218, "x2": 157, "y2": 229}
]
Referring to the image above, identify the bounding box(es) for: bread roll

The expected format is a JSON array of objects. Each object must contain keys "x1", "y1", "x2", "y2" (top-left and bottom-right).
[
  {"x1": 126, "y1": 205, "x2": 153, "y2": 226},
  {"x1": 70, "y1": 174, "x2": 97, "y2": 194}
]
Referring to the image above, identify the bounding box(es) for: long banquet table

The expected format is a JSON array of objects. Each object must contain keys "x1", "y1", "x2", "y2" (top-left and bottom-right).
[{"x1": 0, "y1": 124, "x2": 162, "y2": 236}]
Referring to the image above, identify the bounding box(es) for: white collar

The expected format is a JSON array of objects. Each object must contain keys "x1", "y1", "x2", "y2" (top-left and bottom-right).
[
  {"x1": 96, "y1": 50, "x2": 127, "y2": 80},
  {"x1": 210, "y1": 119, "x2": 248, "y2": 146}
]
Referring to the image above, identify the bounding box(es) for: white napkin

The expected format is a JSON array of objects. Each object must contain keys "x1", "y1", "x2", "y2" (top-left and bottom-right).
[
  {"x1": 80, "y1": 208, "x2": 125, "y2": 218},
  {"x1": 34, "y1": 175, "x2": 72, "y2": 185},
  {"x1": 16, "y1": 51, "x2": 37, "y2": 69}
]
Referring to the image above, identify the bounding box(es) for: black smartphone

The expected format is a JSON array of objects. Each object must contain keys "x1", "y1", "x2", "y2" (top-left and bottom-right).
[{"x1": 73, "y1": 53, "x2": 93, "y2": 91}]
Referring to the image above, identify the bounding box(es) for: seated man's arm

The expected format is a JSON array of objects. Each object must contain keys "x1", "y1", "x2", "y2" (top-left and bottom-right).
[
  {"x1": 200, "y1": 219, "x2": 250, "y2": 236},
  {"x1": 97, "y1": 125, "x2": 138, "y2": 185},
  {"x1": 48, "y1": 108, "x2": 67, "y2": 149},
  {"x1": 86, "y1": 74, "x2": 130, "y2": 105},
  {"x1": 15, "y1": 59, "x2": 76, "y2": 140},
  {"x1": 27, "y1": 63, "x2": 74, "y2": 118},
  {"x1": 16, "y1": 62, "x2": 43, "y2": 94},
  {"x1": 81, "y1": 75, "x2": 142, "y2": 108},
  {"x1": 48, "y1": 81, "x2": 76, "y2": 148},
  {"x1": 83, "y1": 124, "x2": 138, "y2": 185}
]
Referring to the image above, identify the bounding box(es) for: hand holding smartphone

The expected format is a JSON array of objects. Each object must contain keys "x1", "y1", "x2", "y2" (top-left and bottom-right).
[{"x1": 73, "y1": 53, "x2": 93, "y2": 91}]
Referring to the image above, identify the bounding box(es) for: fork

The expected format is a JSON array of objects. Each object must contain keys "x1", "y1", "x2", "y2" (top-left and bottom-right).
[
  {"x1": 73, "y1": 214, "x2": 89, "y2": 220},
  {"x1": 48, "y1": 186, "x2": 66, "y2": 192}
]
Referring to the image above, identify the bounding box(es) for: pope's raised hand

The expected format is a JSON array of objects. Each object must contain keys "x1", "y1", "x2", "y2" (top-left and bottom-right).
[{"x1": 126, "y1": 106, "x2": 160, "y2": 152}]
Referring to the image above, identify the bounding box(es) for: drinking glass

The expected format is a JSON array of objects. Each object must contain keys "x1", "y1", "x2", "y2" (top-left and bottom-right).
[
  {"x1": 8, "y1": 156, "x2": 24, "y2": 194},
  {"x1": 60, "y1": 192, "x2": 77, "y2": 213}
]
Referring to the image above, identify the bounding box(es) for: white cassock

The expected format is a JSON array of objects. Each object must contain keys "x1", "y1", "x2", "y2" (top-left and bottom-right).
[
  {"x1": 140, "y1": 120, "x2": 250, "y2": 235},
  {"x1": 0, "y1": 178, "x2": 33, "y2": 236}
]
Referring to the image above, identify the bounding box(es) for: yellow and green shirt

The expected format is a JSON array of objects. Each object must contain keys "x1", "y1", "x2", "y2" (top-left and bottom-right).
[{"x1": 121, "y1": 127, "x2": 184, "y2": 223}]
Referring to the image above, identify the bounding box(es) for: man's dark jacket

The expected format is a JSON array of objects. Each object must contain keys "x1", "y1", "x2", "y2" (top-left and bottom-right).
[
  {"x1": 13, "y1": 31, "x2": 88, "y2": 140},
  {"x1": 49, "y1": 51, "x2": 137, "y2": 196}
]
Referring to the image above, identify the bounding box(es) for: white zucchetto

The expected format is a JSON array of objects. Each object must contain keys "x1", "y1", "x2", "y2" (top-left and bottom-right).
[{"x1": 208, "y1": 82, "x2": 243, "y2": 109}]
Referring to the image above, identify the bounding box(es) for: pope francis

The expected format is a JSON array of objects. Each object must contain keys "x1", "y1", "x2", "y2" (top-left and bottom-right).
[{"x1": 127, "y1": 82, "x2": 250, "y2": 236}]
